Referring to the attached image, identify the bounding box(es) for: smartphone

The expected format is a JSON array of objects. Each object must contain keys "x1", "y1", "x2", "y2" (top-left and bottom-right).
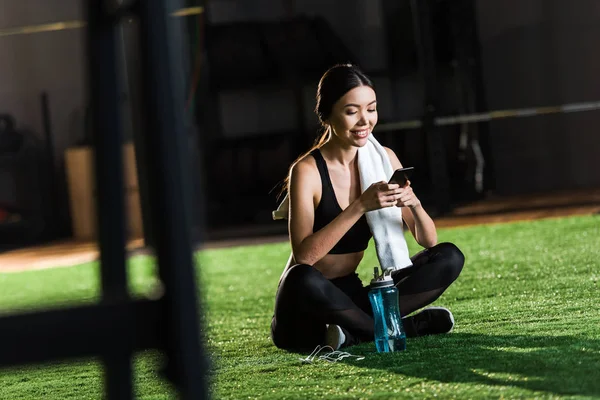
[{"x1": 388, "y1": 167, "x2": 414, "y2": 187}]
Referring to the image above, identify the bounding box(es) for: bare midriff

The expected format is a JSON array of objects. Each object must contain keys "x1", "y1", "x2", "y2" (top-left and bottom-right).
[{"x1": 283, "y1": 251, "x2": 364, "y2": 280}]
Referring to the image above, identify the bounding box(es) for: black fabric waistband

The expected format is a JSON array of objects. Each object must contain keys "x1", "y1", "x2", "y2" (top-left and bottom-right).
[{"x1": 329, "y1": 273, "x2": 365, "y2": 296}]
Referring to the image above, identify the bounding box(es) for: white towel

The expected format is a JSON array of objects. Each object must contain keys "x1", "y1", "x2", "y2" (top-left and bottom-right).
[
  {"x1": 357, "y1": 135, "x2": 412, "y2": 270},
  {"x1": 272, "y1": 135, "x2": 413, "y2": 271}
]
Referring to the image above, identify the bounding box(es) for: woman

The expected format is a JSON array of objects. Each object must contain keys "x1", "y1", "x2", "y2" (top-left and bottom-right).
[{"x1": 271, "y1": 64, "x2": 465, "y2": 352}]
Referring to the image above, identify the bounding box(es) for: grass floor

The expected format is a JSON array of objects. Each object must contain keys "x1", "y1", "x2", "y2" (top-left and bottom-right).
[{"x1": 0, "y1": 215, "x2": 599, "y2": 399}]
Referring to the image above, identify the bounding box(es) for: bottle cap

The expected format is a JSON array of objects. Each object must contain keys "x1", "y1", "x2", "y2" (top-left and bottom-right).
[{"x1": 370, "y1": 266, "x2": 395, "y2": 288}]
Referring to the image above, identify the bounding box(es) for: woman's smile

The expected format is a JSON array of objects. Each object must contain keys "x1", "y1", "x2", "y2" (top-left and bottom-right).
[{"x1": 350, "y1": 128, "x2": 370, "y2": 139}]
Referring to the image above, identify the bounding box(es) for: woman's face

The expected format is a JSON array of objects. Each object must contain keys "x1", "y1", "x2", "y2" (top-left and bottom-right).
[{"x1": 327, "y1": 85, "x2": 378, "y2": 148}]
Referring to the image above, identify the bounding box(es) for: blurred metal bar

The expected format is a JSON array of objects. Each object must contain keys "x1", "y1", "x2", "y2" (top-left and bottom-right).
[
  {"x1": 0, "y1": 6, "x2": 204, "y2": 37},
  {"x1": 0, "y1": 20, "x2": 86, "y2": 38},
  {"x1": 376, "y1": 100, "x2": 600, "y2": 133},
  {"x1": 0, "y1": 1, "x2": 208, "y2": 399},
  {"x1": 137, "y1": 0, "x2": 208, "y2": 398},
  {"x1": 460, "y1": 0, "x2": 495, "y2": 194},
  {"x1": 447, "y1": 0, "x2": 487, "y2": 195},
  {"x1": 411, "y1": 0, "x2": 451, "y2": 214},
  {"x1": 40, "y1": 92, "x2": 61, "y2": 236},
  {"x1": 376, "y1": 119, "x2": 423, "y2": 132},
  {"x1": 86, "y1": 1, "x2": 132, "y2": 398},
  {"x1": 0, "y1": 300, "x2": 162, "y2": 366},
  {"x1": 120, "y1": 18, "x2": 157, "y2": 250},
  {"x1": 172, "y1": 6, "x2": 204, "y2": 17}
]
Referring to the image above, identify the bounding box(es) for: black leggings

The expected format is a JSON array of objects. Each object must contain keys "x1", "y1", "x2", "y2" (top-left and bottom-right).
[{"x1": 270, "y1": 242, "x2": 465, "y2": 351}]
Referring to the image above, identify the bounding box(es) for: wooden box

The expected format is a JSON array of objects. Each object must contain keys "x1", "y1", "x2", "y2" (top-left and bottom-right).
[{"x1": 65, "y1": 143, "x2": 143, "y2": 240}]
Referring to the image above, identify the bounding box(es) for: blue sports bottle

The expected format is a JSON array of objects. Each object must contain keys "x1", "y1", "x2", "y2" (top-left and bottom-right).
[{"x1": 368, "y1": 267, "x2": 406, "y2": 352}]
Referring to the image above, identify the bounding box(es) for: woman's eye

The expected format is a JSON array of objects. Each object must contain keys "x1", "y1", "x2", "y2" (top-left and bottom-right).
[{"x1": 346, "y1": 109, "x2": 376, "y2": 115}]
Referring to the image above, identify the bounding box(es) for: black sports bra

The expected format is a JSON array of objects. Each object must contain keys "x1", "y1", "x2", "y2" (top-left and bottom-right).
[{"x1": 311, "y1": 149, "x2": 372, "y2": 254}]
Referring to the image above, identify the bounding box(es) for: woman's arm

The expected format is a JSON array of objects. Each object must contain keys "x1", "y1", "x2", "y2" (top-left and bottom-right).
[
  {"x1": 288, "y1": 158, "x2": 365, "y2": 266},
  {"x1": 384, "y1": 147, "x2": 438, "y2": 248},
  {"x1": 289, "y1": 156, "x2": 400, "y2": 265}
]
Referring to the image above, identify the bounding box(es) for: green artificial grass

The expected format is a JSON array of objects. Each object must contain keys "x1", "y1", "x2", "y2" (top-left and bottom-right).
[{"x1": 0, "y1": 215, "x2": 599, "y2": 399}]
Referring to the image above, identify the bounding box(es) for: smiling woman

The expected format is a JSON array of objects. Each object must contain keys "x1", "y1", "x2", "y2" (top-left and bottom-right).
[
  {"x1": 330, "y1": 85, "x2": 378, "y2": 145},
  {"x1": 270, "y1": 64, "x2": 465, "y2": 353}
]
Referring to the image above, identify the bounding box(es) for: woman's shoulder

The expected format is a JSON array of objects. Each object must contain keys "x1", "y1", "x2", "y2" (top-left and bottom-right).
[
  {"x1": 289, "y1": 152, "x2": 321, "y2": 193},
  {"x1": 291, "y1": 152, "x2": 319, "y2": 176}
]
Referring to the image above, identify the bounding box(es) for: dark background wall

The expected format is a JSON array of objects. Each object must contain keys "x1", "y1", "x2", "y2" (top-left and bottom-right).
[
  {"x1": 0, "y1": 0, "x2": 598, "y2": 244},
  {"x1": 0, "y1": 0, "x2": 86, "y2": 236},
  {"x1": 476, "y1": 0, "x2": 600, "y2": 195},
  {"x1": 0, "y1": 0, "x2": 86, "y2": 160},
  {"x1": 204, "y1": 0, "x2": 402, "y2": 141}
]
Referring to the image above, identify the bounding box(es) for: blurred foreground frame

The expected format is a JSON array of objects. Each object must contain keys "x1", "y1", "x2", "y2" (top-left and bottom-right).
[{"x1": 0, "y1": 1, "x2": 209, "y2": 399}]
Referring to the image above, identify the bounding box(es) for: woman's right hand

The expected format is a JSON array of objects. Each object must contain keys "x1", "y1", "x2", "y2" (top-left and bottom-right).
[{"x1": 359, "y1": 181, "x2": 402, "y2": 212}]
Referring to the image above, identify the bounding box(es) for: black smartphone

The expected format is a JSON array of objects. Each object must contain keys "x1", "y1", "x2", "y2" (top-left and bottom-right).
[{"x1": 388, "y1": 167, "x2": 414, "y2": 186}]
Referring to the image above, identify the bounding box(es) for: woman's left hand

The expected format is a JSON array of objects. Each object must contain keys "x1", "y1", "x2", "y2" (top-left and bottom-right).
[{"x1": 395, "y1": 180, "x2": 421, "y2": 209}]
